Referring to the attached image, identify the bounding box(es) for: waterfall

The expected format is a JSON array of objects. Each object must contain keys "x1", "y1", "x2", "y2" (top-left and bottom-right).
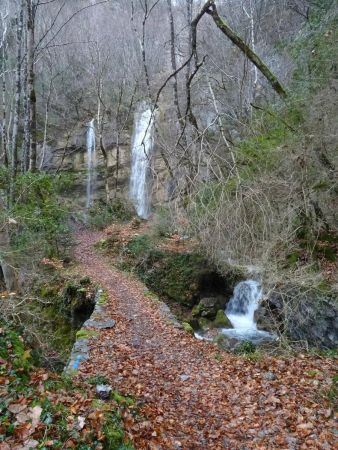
[
  {"x1": 129, "y1": 105, "x2": 155, "y2": 219},
  {"x1": 219, "y1": 279, "x2": 275, "y2": 343},
  {"x1": 86, "y1": 119, "x2": 96, "y2": 209},
  {"x1": 226, "y1": 280, "x2": 262, "y2": 330},
  {"x1": 194, "y1": 279, "x2": 276, "y2": 344}
]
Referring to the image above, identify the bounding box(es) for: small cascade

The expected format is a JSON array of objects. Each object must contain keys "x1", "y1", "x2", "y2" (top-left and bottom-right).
[
  {"x1": 221, "y1": 280, "x2": 274, "y2": 343},
  {"x1": 226, "y1": 280, "x2": 262, "y2": 330},
  {"x1": 86, "y1": 119, "x2": 96, "y2": 209},
  {"x1": 129, "y1": 105, "x2": 155, "y2": 219},
  {"x1": 194, "y1": 280, "x2": 275, "y2": 345}
]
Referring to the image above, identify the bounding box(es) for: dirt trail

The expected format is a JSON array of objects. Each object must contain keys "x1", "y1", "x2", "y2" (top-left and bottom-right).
[{"x1": 74, "y1": 230, "x2": 336, "y2": 450}]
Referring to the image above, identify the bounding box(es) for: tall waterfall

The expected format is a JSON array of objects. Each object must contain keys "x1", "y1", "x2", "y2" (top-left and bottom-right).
[
  {"x1": 86, "y1": 119, "x2": 96, "y2": 209},
  {"x1": 129, "y1": 105, "x2": 155, "y2": 219}
]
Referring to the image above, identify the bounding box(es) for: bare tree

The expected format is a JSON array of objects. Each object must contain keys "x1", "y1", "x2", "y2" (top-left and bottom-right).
[{"x1": 10, "y1": 2, "x2": 24, "y2": 203}]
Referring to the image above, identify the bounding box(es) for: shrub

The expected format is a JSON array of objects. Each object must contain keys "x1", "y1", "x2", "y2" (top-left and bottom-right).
[
  {"x1": 88, "y1": 198, "x2": 134, "y2": 229},
  {"x1": 1, "y1": 172, "x2": 72, "y2": 260}
]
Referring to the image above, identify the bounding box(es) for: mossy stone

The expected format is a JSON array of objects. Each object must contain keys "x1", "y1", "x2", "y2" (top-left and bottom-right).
[
  {"x1": 212, "y1": 310, "x2": 232, "y2": 328},
  {"x1": 198, "y1": 317, "x2": 212, "y2": 330},
  {"x1": 192, "y1": 304, "x2": 202, "y2": 317},
  {"x1": 182, "y1": 322, "x2": 194, "y2": 334}
]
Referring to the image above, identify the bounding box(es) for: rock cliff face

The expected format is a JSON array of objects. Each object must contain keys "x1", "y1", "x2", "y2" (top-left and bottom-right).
[{"x1": 43, "y1": 122, "x2": 169, "y2": 211}]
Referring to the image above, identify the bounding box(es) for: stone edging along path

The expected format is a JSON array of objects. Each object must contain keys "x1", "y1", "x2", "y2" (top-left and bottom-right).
[
  {"x1": 65, "y1": 289, "x2": 116, "y2": 373},
  {"x1": 66, "y1": 276, "x2": 182, "y2": 374},
  {"x1": 67, "y1": 229, "x2": 336, "y2": 450}
]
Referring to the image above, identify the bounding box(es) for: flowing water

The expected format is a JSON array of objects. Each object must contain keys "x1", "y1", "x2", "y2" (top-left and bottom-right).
[
  {"x1": 195, "y1": 280, "x2": 275, "y2": 344},
  {"x1": 226, "y1": 280, "x2": 262, "y2": 331},
  {"x1": 129, "y1": 105, "x2": 155, "y2": 219},
  {"x1": 221, "y1": 280, "x2": 275, "y2": 343},
  {"x1": 86, "y1": 119, "x2": 96, "y2": 209}
]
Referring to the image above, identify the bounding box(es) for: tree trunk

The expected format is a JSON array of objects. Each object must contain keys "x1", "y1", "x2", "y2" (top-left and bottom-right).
[
  {"x1": 27, "y1": 1, "x2": 37, "y2": 172},
  {"x1": 186, "y1": 0, "x2": 193, "y2": 84},
  {"x1": 22, "y1": 25, "x2": 30, "y2": 172},
  {"x1": 0, "y1": 202, "x2": 18, "y2": 293},
  {"x1": 167, "y1": 0, "x2": 181, "y2": 123},
  {"x1": 39, "y1": 77, "x2": 53, "y2": 170},
  {"x1": 10, "y1": 6, "x2": 24, "y2": 204},
  {"x1": 204, "y1": 0, "x2": 287, "y2": 98},
  {"x1": 1, "y1": 45, "x2": 8, "y2": 167}
]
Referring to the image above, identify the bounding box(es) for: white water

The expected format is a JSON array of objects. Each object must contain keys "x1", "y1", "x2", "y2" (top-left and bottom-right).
[
  {"x1": 86, "y1": 119, "x2": 96, "y2": 209},
  {"x1": 226, "y1": 280, "x2": 262, "y2": 331},
  {"x1": 194, "y1": 280, "x2": 276, "y2": 344},
  {"x1": 129, "y1": 105, "x2": 155, "y2": 219},
  {"x1": 221, "y1": 279, "x2": 274, "y2": 343}
]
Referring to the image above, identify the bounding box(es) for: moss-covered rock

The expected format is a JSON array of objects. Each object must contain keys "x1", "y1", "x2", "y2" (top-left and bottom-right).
[
  {"x1": 198, "y1": 317, "x2": 213, "y2": 330},
  {"x1": 136, "y1": 250, "x2": 228, "y2": 307},
  {"x1": 182, "y1": 322, "x2": 194, "y2": 334},
  {"x1": 193, "y1": 297, "x2": 227, "y2": 319},
  {"x1": 212, "y1": 310, "x2": 232, "y2": 328}
]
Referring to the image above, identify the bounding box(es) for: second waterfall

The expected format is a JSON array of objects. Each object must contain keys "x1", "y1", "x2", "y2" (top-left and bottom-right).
[
  {"x1": 86, "y1": 119, "x2": 96, "y2": 209},
  {"x1": 129, "y1": 104, "x2": 155, "y2": 219}
]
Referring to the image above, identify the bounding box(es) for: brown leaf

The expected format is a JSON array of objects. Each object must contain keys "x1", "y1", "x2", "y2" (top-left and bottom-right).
[{"x1": 8, "y1": 404, "x2": 27, "y2": 414}]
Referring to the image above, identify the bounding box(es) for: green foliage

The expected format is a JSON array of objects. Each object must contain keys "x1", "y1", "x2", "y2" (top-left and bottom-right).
[
  {"x1": 325, "y1": 374, "x2": 338, "y2": 409},
  {"x1": 87, "y1": 374, "x2": 110, "y2": 385},
  {"x1": 152, "y1": 207, "x2": 175, "y2": 238},
  {"x1": 233, "y1": 340, "x2": 256, "y2": 356},
  {"x1": 1, "y1": 172, "x2": 72, "y2": 259},
  {"x1": 102, "y1": 413, "x2": 130, "y2": 450},
  {"x1": 136, "y1": 250, "x2": 212, "y2": 306},
  {"x1": 88, "y1": 198, "x2": 134, "y2": 229},
  {"x1": 237, "y1": 126, "x2": 289, "y2": 176},
  {"x1": 76, "y1": 329, "x2": 98, "y2": 340},
  {"x1": 126, "y1": 235, "x2": 155, "y2": 258},
  {"x1": 112, "y1": 391, "x2": 135, "y2": 407},
  {"x1": 0, "y1": 322, "x2": 134, "y2": 449},
  {"x1": 0, "y1": 325, "x2": 32, "y2": 372},
  {"x1": 290, "y1": 6, "x2": 338, "y2": 93}
]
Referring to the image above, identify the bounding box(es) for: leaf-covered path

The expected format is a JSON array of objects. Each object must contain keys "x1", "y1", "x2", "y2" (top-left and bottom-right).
[{"x1": 74, "y1": 230, "x2": 336, "y2": 450}]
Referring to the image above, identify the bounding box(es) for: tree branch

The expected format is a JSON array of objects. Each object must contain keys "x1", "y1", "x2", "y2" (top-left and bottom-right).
[{"x1": 205, "y1": 0, "x2": 287, "y2": 98}]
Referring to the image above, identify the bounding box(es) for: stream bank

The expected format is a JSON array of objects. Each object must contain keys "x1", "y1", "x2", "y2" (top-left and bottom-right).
[{"x1": 95, "y1": 219, "x2": 338, "y2": 352}]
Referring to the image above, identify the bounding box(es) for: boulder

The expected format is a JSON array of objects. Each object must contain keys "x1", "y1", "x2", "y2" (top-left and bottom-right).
[
  {"x1": 192, "y1": 296, "x2": 227, "y2": 320},
  {"x1": 267, "y1": 286, "x2": 338, "y2": 349},
  {"x1": 212, "y1": 310, "x2": 233, "y2": 328},
  {"x1": 213, "y1": 334, "x2": 241, "y2": 352},
  {"x1": 182, "y1": 322, "x2": 194, "y2": 334}
]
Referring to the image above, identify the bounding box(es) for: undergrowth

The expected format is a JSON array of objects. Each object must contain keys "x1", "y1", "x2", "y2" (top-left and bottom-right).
[
  {"x1": 88, "y1": 199, "x2": 134, "y2": 230},
  {"x1": 0, "y1": 323, "x2": 134, "y2": 449}
]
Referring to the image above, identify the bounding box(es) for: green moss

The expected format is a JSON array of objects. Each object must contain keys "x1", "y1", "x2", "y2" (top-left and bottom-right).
[
  {"x1": 198, "y1": 317, "x2": 212, "y2": 330},
  {"x1": 126, "y1": 235, "x2": 156, "y2": 257},
  {"x1": 0, "y1": 328, "x2": 32, "y2": 371},
  {"x1": 192, "y1": 303, "x2": 202, "y2": 317},
  {"x1": 97, "y1": 290, "x2": 108, "y2": 305},
  {"x1": 88, "y1": 375, "x2": 110, "y2": 385},
  {"x1": 182, "y1": 322, "x2": 194, "y2": 334},
  {"x1": 136, "y1": 251, "x2": 212, "y2": 306},
  {"x1": 234, "y1": 341, "x2": 256, "y2": 356},
  {"x1": 112, "y1": 391, "x2": 135, "y2": 406},
  {"x1": 76, "y1": 329, "x2": 98, "y2": 340},
  {"x1": 212, "y1": 310, "x2": 232, "y2": 328}
]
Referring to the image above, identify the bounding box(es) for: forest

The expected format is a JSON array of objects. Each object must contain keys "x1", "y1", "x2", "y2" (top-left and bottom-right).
[{"x1": 0, "y1": 0, "x2": 337, "y2": 449}]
